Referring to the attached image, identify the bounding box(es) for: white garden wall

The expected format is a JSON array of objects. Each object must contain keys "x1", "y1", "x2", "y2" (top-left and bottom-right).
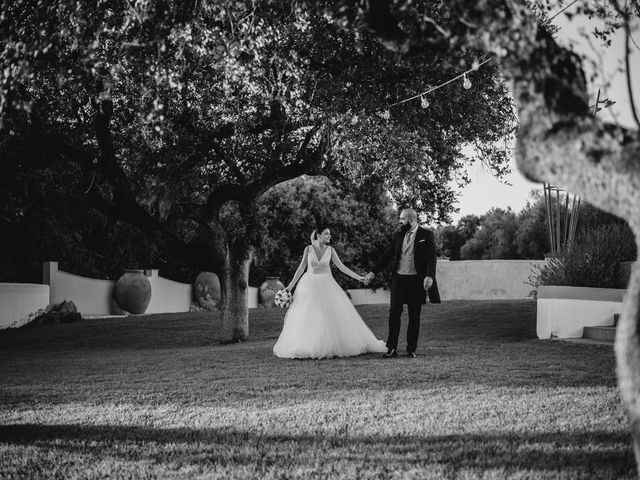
[
  {"x1": 347, "y1": 288, "x2": 390, "y2": 305},
  {"x1": 44, "y1": 262, "x2": 115, "y2": 315},
  {"x1": 41, "y1": 262, "x2": 254, "y2": 316},
  {"x1": 145, "y1": 270, "x2": 193, "y2": 314},
  {"x1": 436, "y1": 259, "x2": 546, "y2": 300},
  {"x1": 0, "y1": 283, "x2": 50, "y2": 329},
  {"x1": 1, "y1": 259, "x2": 546, "y2": 327},
  {"x1": 536, "y1": 285, "x2": 625, "y2": 339},
  {"x1": 346, "y1": 260, "x2": 545, "y2": 305}
]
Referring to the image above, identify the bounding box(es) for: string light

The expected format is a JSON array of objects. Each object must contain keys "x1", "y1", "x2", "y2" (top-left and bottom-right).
[
  {"x1": 463, "y1": 73, "x2": 472, "y2": 90},
  {"x1": 385, "y1": 57, "x2": 492, "y2": 111},
  {"x1": 420, "y1": 95, "x2": 429, "y2": 109}
]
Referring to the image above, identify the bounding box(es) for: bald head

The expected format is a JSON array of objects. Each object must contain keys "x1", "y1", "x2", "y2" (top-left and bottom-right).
[
  {"x1": 401, "y1": 208, "x2": 417, "y2": 222},
  {"x1": 399, "y1": 208, "x2": 419, "y2": 229}
]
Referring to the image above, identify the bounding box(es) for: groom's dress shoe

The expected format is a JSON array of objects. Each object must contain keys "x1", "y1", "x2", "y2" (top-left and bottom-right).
[
  {"x1": 407, "y1": 351, "x2": 416, "y2": 358},
  {"x1": 383, "y1": 348, "x2": 397, "y2": 358}
]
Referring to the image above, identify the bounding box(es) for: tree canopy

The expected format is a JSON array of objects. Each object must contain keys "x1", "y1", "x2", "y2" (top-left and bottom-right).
[{"x1": 1, "y1": 0, "x2": 516, "y2": 229}]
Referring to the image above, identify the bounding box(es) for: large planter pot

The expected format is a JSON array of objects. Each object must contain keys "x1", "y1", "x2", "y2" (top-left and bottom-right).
[
  {"x1": 114, "y1": 270, "x2": 152, "y2": 314},
  {"x1": 259, "y1": 276, "x2": 285, "y2": 308},
  {"x1": 194, "y1": 272, "x2": 221, "y2": 311}
]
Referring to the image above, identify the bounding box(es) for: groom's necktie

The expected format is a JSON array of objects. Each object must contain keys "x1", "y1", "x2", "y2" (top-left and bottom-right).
[{"x1": 403, "y1": 230, "x2": 413, "y2": 248}]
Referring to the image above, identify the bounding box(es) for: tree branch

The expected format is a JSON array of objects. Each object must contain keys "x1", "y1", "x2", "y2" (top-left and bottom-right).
[
  {"x1": 189, "y1": 115, "x2": 317, "y2": 149},
  {"x1": 30, "y1": 103, "x2": 226, "y2": 272},
  {"x1": 245, "y1": 160, "x2": 320, "y2": 200},
  {"x1": 30, "y1": 111, "x2": 94, "y2": 169},
  {"x1": 202, "y1": 183, "x2": 246, "y2": 219},
  {"x1": 610, "y1": 0, "x2": 640, "y2": 129},
  {"x1": 295, "y1": 125, "x2": 321, "y2": 163},
  {"x1": 623, "y1": 9, "x2": 640, "y2": 129},
  {"x1": 86, "y1": 189, "x2": 222, "y2": 272},
  {"x1": 212, "y1": 141, "x2": 246, "y2": 183},
  {"x1": 92, "y1": 99, "x2": 139, "y2": 207},
  {"x1": 201, "y1": 126, "x2": 326, "y2": 217},
  {"x1": 248, "y1": 127, "x2": 326, "y2": 199}
]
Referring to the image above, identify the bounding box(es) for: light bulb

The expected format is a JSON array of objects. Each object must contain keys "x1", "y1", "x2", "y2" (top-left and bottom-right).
[
  {"x1": 463, "y1": 73, "x2": 472, "y2": 90},
  {"x1": 420, "y1": 95, "x2": 429, "y2": 109}
]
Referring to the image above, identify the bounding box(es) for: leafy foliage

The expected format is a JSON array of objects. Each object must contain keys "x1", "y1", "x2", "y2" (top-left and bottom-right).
[
  {"x1": 435, "y1": 214, "x2": 482, "y2": 260},
  {"x1": 460, "y1": 207, "x2": 519, "y2": 260},
  {"x1": 438, "y1": 191, "x2": 632, "y2": 261},
  {"x1": 513, "y1": 191, "x2": 549, "y2": 260},
  {"x1": 0, "y1": 131, "x2": 193, "y2": 283},
  {"x1": 528, "y1": 223, "x2": 637, "y2": 294},
  {"x1": 0, "y1": 0, "x2": 517, "y2": 228},
  {"x1": 252, "y1": 176, "x2": 396, "y2": 289}
]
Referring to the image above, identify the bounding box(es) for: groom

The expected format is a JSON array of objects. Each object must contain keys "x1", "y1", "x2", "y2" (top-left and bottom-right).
[{"x1": 365, "y1": 208, "x2": 440, "y2": 358}]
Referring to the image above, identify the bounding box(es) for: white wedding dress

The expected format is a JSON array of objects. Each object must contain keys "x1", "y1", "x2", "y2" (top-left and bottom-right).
[{"x1": 273, "y1": 246, "x2": 387, "y2": 359}]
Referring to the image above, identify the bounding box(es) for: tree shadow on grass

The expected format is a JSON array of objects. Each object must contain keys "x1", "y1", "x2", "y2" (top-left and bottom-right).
[
  {"x1": 0, "y1": 423, "x2": 634, "y2": 477},
  {"x1": 0, "y1": 301, "x2": 538, "y2": 352},
  {"x1": 0, "y1": 311, "x2": 284, "y2": 351}
]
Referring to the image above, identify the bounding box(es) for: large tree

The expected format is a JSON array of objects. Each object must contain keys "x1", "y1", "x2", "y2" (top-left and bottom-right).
[{"x1": 0, "y1": 1, "x2": 515, "y2": 341}]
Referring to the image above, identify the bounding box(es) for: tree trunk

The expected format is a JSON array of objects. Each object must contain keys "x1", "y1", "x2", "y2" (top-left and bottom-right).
[
  {"x1": 616, "y1": 253, "x2": 640, "y2": 475},
  {"x1": 512, "y1": 66, "x2": 640, "y2": 472},
  {"x1": 219, "y1": 245, "x2": 253, "y2": 342}
]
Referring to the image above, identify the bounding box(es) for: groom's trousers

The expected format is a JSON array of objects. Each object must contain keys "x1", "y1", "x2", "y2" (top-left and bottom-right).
[{"x1": 388, "y1": 273, "x2": 423, "y2": 353}]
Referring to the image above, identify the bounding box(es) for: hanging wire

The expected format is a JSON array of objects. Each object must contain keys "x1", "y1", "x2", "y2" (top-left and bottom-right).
[
  {"x1": 549, "y1": 0, "x2": 580, "y2": 21},
  {"x1": 386, "y1": 57, "x2": 493, "y2": 109}
]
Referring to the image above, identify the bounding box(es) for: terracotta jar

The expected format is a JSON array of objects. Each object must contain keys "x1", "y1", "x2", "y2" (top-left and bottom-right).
[
  {"x1": 114, "y1": 270, "x2": 151, "y2": 314},
  {"x1": 259, "y1": 276, "x2": 285, "y2": 308}
]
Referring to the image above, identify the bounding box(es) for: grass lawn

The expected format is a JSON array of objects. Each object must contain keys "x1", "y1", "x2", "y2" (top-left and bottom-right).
[{"x1": 0, "y1": 300, "x2": 634, "y2": 479}]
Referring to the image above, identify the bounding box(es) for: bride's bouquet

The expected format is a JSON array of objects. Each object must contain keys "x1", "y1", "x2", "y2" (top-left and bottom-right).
[{"x1": 274, "y1": 289, "x2": 293, "y2": 308}]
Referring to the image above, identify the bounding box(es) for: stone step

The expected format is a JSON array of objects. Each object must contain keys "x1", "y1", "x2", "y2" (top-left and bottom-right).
[
  {"x1": 562, "y1": 337, "x2": 614, "y2": 347},
  {"x1": 583, "y1": 325, "x2": 616, "y2": 342}
]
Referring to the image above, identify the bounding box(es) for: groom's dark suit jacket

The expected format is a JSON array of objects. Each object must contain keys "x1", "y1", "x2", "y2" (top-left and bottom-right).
[{"x1": 373, "y1": 226, "x2": 441, "y2": 304}]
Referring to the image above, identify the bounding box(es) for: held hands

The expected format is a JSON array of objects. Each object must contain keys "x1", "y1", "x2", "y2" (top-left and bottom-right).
[
  {"x1": 363, "y1": 272, "x2": 375, "y2": 286},
  {"x1": 423, "y1": 276, "x2": 433, "y2": 291}
]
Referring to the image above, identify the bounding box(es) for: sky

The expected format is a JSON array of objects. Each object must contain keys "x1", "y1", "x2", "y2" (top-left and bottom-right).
[{"x1": 449, "y1": 6, "x2": 640, "y2": 223}]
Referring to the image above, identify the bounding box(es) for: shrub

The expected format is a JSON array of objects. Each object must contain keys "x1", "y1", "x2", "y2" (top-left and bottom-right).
[{"x1": 528, "y1": 223, "x2": 636, "y2": 297}]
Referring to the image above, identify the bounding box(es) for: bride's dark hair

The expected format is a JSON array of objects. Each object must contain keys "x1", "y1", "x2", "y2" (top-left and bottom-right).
[{"x1": 310, "y1": 224, "x2": 330, "y2": 248}]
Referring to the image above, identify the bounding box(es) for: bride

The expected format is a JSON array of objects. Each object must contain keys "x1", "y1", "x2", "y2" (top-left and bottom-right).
[{"x1": 273, "y1": 226, "x2": 387, "y2": 359}]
